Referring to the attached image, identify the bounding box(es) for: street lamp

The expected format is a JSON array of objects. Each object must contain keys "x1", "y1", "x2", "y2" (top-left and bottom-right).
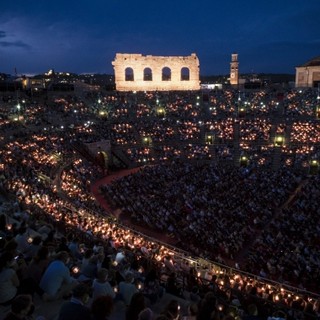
[
  {"x1": 205, "y1": 133, "x2": 214, "y2": 145},
  {"x1": 238, "y1": 105, "x2": 246, "y2": 118},
  {"x1": 99, "y1": 110, "x2": 107, "y2": 117},
  {"x1": 316, "y1": 106, "x2": 320, "y2": 120},
  {"x1": 240, "y1": 155, "x2": 249, "y2": 167},
  {"x1": 309, "y1": 159, "x2": 319, "y2": 175},
  {"x1": 16, "y1": 102, "x2": 21, "y2": 120},
  {"x1": 142, "y1": 136, "x2": 152, "y2": 146},
  {"x1": 156, "y1": 106, "x2": 165, "y2": 117},
  {"x1": 274, "y1": 135, "x2": 285, "y2": 147}
]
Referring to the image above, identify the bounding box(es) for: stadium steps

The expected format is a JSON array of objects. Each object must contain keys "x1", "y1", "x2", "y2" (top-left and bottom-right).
[
  {"x1": 272, "y1": 147, "x2": 282, "y2": 171},
  {"x1": 111, "y1": 147, "x2": 134, "y2": 169}
]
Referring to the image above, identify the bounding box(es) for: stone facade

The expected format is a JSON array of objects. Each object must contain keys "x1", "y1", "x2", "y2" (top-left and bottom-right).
[
  {"x1": 295, "y1": 56, "x2": 320, "y2": 88},
  {"x1": 112, "y1": 53, "x2": 200, "y2": 91}
]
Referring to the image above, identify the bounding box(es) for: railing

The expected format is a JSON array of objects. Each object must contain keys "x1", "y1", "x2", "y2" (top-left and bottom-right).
[{"x1": 53, "y1": 198, "x2": 320, "y2": 302}]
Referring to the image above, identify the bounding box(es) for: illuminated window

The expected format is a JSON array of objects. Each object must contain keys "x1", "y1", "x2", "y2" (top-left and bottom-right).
[
  {"x1": 143, "y1": 68, "x2": 152, "y2": 81},
  {"x1": 181, "y1": 67, "x2": 190, "y2": 81},
  {"x1": 162, "y1": 67, "x2": 171, "y2": 81},
  {"x1": 125, "y1": 67, "x2": 134, "y2": 81}
]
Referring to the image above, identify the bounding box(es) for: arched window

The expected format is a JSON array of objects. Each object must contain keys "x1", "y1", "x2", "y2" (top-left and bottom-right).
[
  {"x1": 144, "y1": 68, "x2": 153, "y2": 81},
  {"x1": 181, "y1": 67, "x2": 190, "y2": 81},
  {"x1": 125, "y1": 67, "x2": 134, "y2": 81},
  {"x1": 162, "y1": 67, "x2": 171, "y2": 81}
]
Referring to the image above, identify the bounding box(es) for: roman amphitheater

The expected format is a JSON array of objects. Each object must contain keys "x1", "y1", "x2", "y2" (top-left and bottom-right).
[{"x1": 112, "y1": 53, "x2": 200, "y2": 91}]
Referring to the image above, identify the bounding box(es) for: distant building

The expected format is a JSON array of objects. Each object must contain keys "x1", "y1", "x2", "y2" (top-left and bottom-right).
[
  {"x1": 295, "y1": 56, "x2": 320, "y2": 88},
  {"x1": 200, "y1": 83, "x2": 223, "y2": 90},
  {"x1": 112, "y1": 53, "x2": 200, "y2": 91},
  {"x1": 229, "y1": 53, "x2": 239, "y2": 86},
  {"x1": 22, "y1": 77, "x2": 45, "y2": 92}
]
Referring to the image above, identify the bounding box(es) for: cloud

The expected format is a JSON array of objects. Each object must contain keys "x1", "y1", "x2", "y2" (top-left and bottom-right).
[
  {"x1": 0, "y1": 40, "x2": 30, "y2": 48},
  {"x1": 0, "y1": 21, "x2": 31, "y2": 49}
]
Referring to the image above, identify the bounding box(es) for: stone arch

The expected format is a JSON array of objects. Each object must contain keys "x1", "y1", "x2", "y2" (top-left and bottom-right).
[
  {"x1": 162, "y1": 67, "x2": 171, "y2": 81},
  {"x1": 112, "y1": 53, "x2": 200, "y2": 91},
  {"x1": 181, "y1": 67, "x2": 190, "y2": 81},
  {"x1": 125, "y1": 67, "x2": 134, "y2": 81},
  {"x1": 96, "y1": 150, "x2": 108, "y2": 174},
  {"x1": 143, "y1": 67, "x2": 153, "y2": 81}
]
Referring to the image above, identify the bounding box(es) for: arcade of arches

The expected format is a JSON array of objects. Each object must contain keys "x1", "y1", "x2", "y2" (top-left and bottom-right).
[{"x1": 112, "y1": 53, "x2": 200, "y2": 91}]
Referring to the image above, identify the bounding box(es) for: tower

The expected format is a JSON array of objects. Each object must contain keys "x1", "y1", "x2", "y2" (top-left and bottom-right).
[{"x1": 230, "y1": 53, "x2": 239, "y2": 86}]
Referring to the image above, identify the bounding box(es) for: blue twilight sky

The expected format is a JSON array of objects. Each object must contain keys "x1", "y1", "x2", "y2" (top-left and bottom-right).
[{"x1": 0, "y1": 0, "x2": 319, "y2": 76}]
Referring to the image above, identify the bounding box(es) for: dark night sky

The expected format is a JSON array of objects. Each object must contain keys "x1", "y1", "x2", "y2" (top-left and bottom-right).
[{"x1": 0, "y1": 0, "x2": 319, "y2": 76}]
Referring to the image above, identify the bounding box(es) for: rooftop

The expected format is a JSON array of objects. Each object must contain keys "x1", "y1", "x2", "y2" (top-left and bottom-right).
[{"x1": 299, "y1": 55, "x2": 320, "y2": 67}]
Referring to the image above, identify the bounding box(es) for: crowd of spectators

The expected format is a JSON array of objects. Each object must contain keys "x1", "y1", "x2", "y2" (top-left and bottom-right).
[
  {"x1": 283, "y1": 89, "x2": 318, "y2": 117},
  {"x1": 0, "y1": 86, "x2": 320, "y2": 319},
  {"x1": 1, "y1": 192, "x2": 320, "y2": 319},
  {"x1": 290, "y1": 121, "x2": 320, "y2": 144},
  {"x1": 100, "y1": 162, "x2": 303, "y2": 264},
  {"x1": 245, "y1": 174, "x2": 320, "y2": 291}
]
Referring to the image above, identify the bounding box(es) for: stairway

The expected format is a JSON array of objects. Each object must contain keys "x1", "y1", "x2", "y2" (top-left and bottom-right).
[
  {"x1": 233, "y1": 121, "x2": 241, "y2": 167},
  {"x1": 272, "y1": 147, "x2": 282, "y2": 171},
  {"x1": 112, "y1": 147, "x2": 133, "y2": 168}
]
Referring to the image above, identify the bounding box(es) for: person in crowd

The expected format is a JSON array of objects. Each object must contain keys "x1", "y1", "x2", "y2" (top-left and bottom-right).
[
  {"x1": 39, "y1": 251, "x2": 77, "y2": 301},
  {"x1": 3, "y1": 294, "x2": 35, "y2": 320},
  {"x1": 138, "y1": 307, "x2": 154, "y2": 320},
  {"x1": 67, "y1": 235, "x2": 83, "y2": 261},
  {"x1": 166, "y1": 272, "x2": 182, "y2": 298},
  {"x1": 0, "y1": 236, "x2": 7, "y2": 254},
  {"x1": 3, "y1": 239, "x2": 19, "y2": 258},
  {"x1": 79, "y1": 254, "x2": 99, "y2": 281},
  {"x1": 42, "y1": 229, "x2": 56, "y2": 249},
  {"x1": 0, "y1": 214, "x2": 10, "y2": 238},
  {"x1": 126, "y1": 291, "x2": 146, "y2": 320},
  {"x1": 0, "y1": 251, "x2": 20, "y2": 305},
  {"x1": 91, "y1": 295, "x2": 114, "y2": 320},
  {"x1": 143, "y1": 267, "x2": 164, "y2": 304},
  {"x1": 189, "y1": 286, "x2": 201, "y2": 304},
  {"x1": 14, "y1": 225, "x2": 29, "y2": 256},
  {"x1": 197, "y1": 292, "x2": 217, "y2": 320},
  {"x1": 92, "y1": 268, "x2": 115, "y2": 300},
  {"x1": 58, "y1": 283, "x2": 92, "y2": 320},
  {"x1": 56, "y1": 236, "x2": 70, "y2": 253},
  {"x1": 242, "y1": 303, "x2": 264, "y2": 320},
  {"x1": 155, "y1": 316, "x2": 170, "y2": 320},
  {"x1": 160, "y1": 299, "x2": 181, "y2": 320},
  {"x1": 25, "y1": 246, "x2": 51, "y2": 284},
  {"x1": 80, "y1": 248, "x2": 94, "y2": 272},
  {"x1": 182, "y1": 303, "x2": 198, "y2": 320},
  {"x1": 23, "y1": 235, "x2": 42, "y2": 261},
  {"x1": 119, "y1": 271, "x2": 138, "y2": 306}
]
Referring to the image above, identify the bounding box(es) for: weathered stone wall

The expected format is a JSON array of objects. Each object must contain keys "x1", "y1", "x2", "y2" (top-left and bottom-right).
[
  {"x1": 295, "y1": 66, "x2": 320, "y2": 87},
  {"x1": 112, "y1": 53, "x2": 200, "y2": 91}
]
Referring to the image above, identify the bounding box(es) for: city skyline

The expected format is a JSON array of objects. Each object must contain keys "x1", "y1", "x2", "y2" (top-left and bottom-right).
[{"x1": 0, "y1": 0, "x2": 319, "y2": 76}]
